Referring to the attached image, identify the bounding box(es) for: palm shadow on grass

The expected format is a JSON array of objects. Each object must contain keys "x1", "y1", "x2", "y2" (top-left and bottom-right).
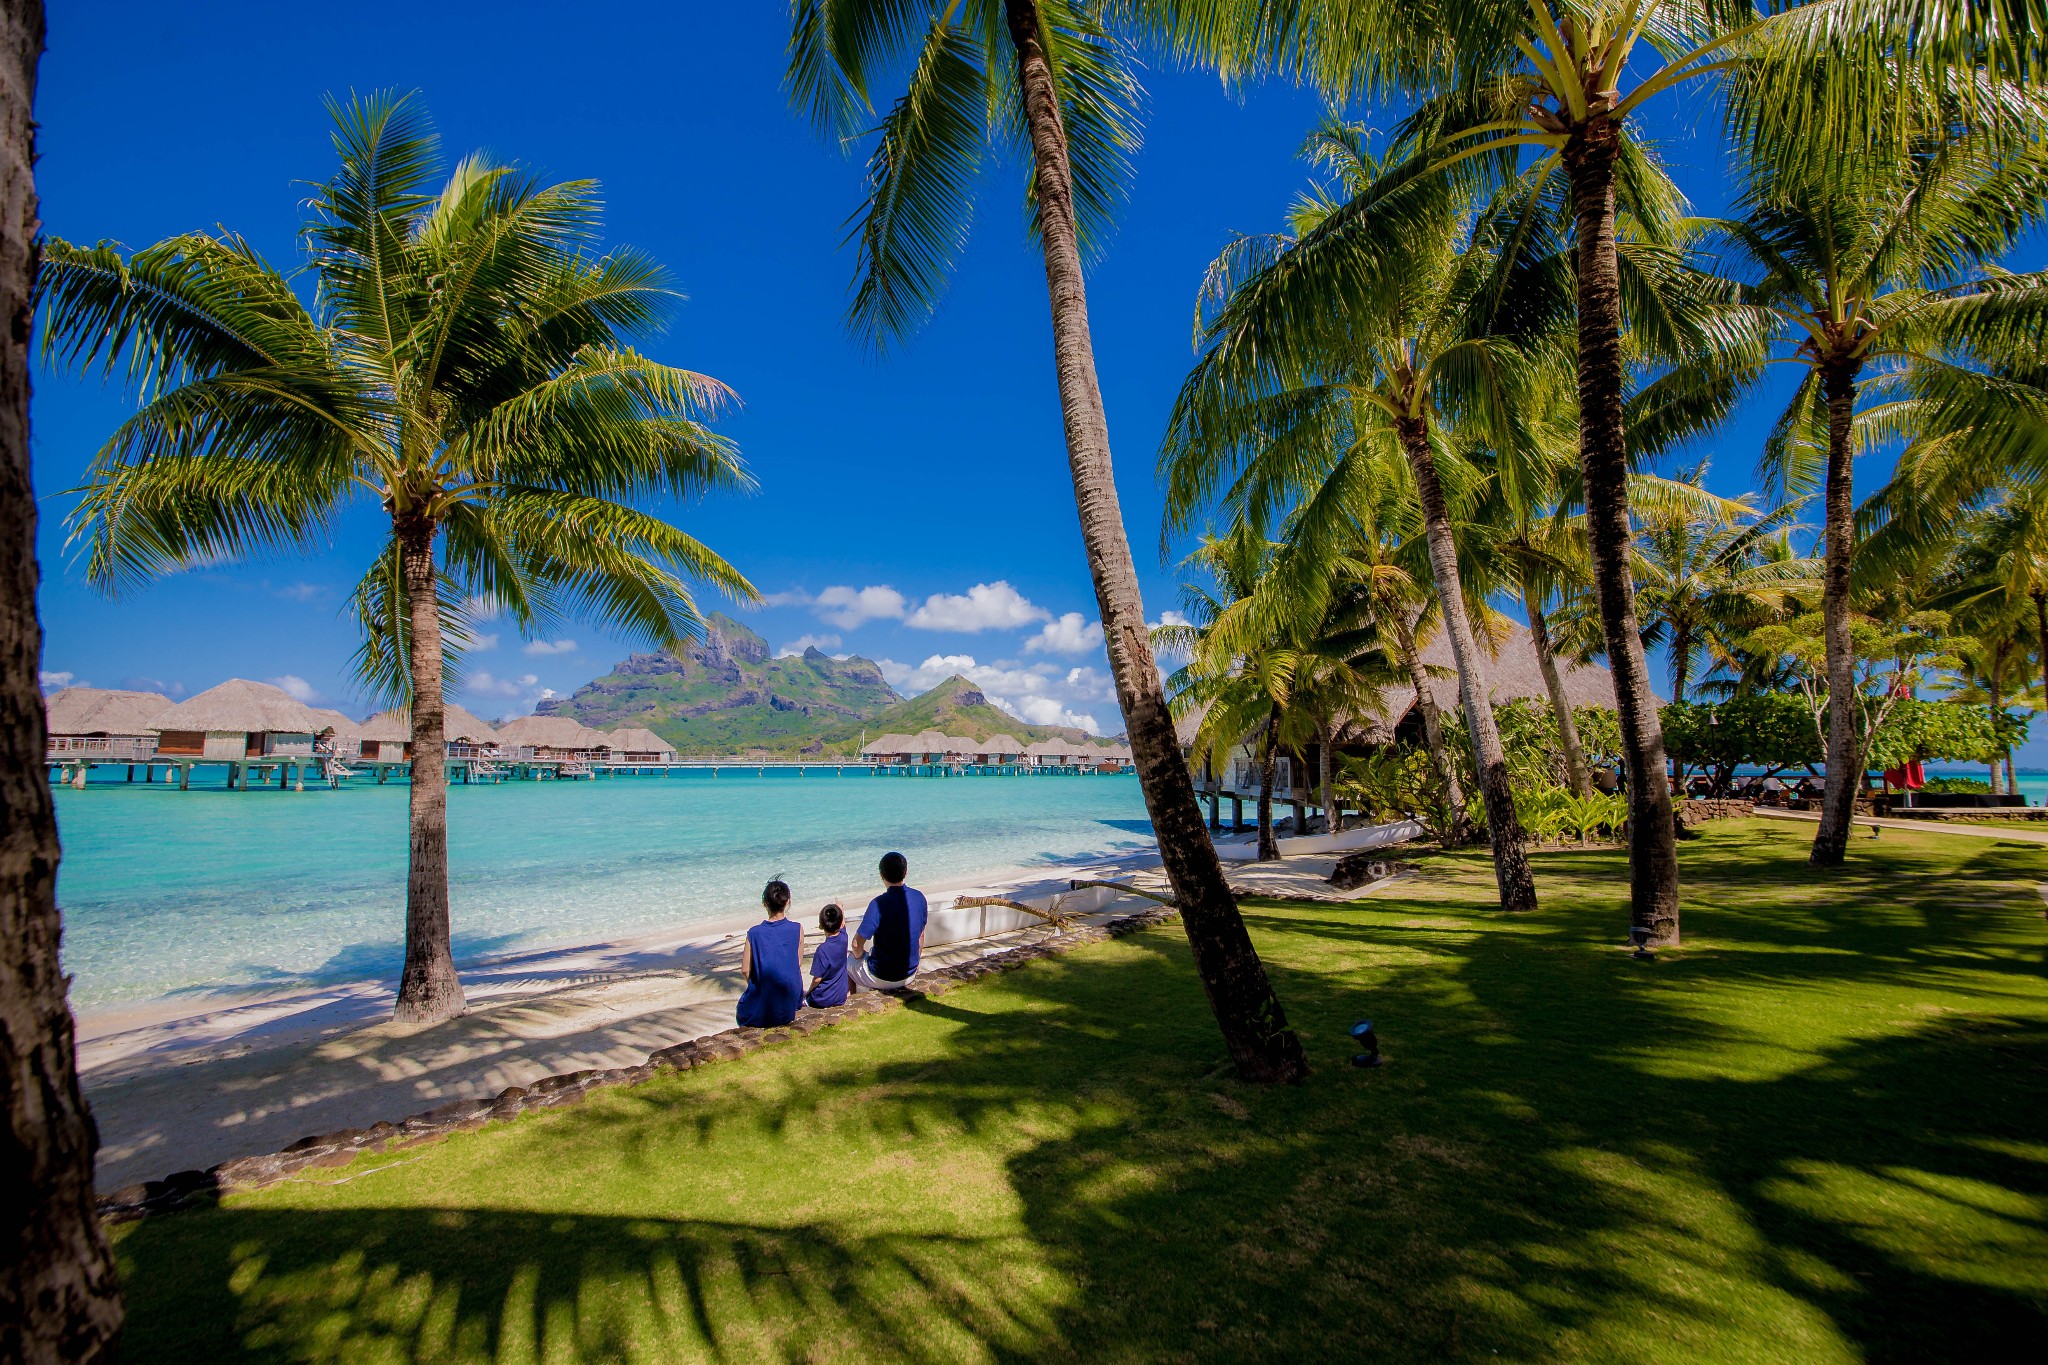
[{"x1": 112, "y1": 823, "x2": 2047, "y2": 1362}]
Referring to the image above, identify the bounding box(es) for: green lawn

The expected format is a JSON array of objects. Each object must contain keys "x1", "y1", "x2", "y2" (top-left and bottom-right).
[{"x1": 110, "y1": 820, "x2": 2048, "y2": 1363}]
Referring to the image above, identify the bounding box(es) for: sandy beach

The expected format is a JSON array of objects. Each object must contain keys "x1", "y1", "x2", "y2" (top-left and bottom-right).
[{"x1": 77, "y1": 828, "x2": 1404, "y2": 1192}]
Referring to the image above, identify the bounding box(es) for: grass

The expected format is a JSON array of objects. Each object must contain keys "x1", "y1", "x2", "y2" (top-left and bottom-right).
[{"x1": 110, "y1": 819, "x2": 2048, "y2": 1363}]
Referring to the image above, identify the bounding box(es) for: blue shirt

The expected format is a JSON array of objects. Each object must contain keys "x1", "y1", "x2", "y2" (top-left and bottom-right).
[
  {"x1": 857, "y1": 885, "x2": 929, "y2": 981},
  {"x1": 735, "y1": 917, "x2": 803, "y2": 1028},
  {"x1": 806, "y1": 929, "x2": 849, "y2": 1008}
]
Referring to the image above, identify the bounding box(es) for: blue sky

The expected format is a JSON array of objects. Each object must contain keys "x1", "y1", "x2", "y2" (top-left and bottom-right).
[{"x1": 34, "y1": 2, "x2": 1995, "y2": 754}]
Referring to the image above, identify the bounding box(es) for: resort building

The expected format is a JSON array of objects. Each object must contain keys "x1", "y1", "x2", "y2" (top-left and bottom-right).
[
  {"x1": 493, "y1": 714, "x2": 609, "y2": 760},
  {"x1": 978, "y1": 734, "x2": 1026, "y2": 765},
  {"x1": 859, "y1": 734, "x2": 916, "y2": 763},
  {"x1": 309, "y1": 709, "x2": 365, "y2": 763},
  {"x1": 600, "y1": 726, "x2": 679, "y2": 763},
  {"x1": 358, "y1": 704, "x2": 503, "y2": 762},
  {"x1": 145, "y1": 678, "x2": 334, "y2": 789},
  {"x1": 45, "y1": 686, "x2": 173, "y2": 765}
]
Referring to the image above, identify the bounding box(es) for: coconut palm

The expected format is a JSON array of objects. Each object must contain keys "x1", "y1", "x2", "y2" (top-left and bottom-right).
[
  {"x1": 1124, "y1": 0, "x2": 2033, "y2": 937},
  {"x1": 1705, "y1": 98, "x2": 2048, "y2": 861},
  {"x1": 787, "y1": 1, "x2": 1307, "y2": 1080},
  {"x1": 0, "y1": 2, "x2": 123, "y2": 1358},
  {"x1": 40, "y1": 94, "x2": 754, "y2": 1025}
]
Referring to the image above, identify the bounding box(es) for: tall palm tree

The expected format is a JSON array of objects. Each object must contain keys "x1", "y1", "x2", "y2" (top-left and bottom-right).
[
  {"x1": 40, "y1": 94, "x2": 754, "y2": 1025},
  {"x1": 1163, "y1": 127, "x2": 1573, "y2": 912},
  {"x1": 1124, "y1": 0, "x2": 2025, "y2": 938},
  {"x1": 787, "y1": 2, "x2": 1307, "y2": 1080},
  {"x1": 0, "y1": 2, "x2": 123, "y2": 1358},
  {"x1": 1707, "y1": 100, "x2": 2048, "y2": 861}
]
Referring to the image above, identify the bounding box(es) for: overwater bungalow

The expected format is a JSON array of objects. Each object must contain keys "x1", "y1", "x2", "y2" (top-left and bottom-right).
[
  {"x1": 44, "y1": 686, "x2": 173, "y2": 783},
  {"x1": 601, "y1": 726, "x2": 678, "y2": 763},
  {"x1": 906, "y1": 729, "x2": 954, "y2": 765},
  {"x1": 358, "y1": 704, "x2": 503, "y2": 763},
  {"x1": 493, "y1": 714, "x2": 607, "y2": 761},
  {"x1": 309, "y1": 708, "x2": 364, "y2": 763},
  {"x1": 860, "y1": 733, "x2": 916, "y2": 764},
  {"x1": 146, "y1": 679, "x2": 333, "y2": 789},
  {"x1": 978, "y1": 733, "x2": 1025, "y2": 765}
]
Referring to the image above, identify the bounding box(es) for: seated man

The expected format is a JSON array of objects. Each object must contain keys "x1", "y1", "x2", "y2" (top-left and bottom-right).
[{"x1": 850, "y1": 850, "x2": 928, "y2": 992}]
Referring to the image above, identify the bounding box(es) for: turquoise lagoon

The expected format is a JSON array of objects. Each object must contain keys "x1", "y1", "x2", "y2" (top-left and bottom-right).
[{"x1": 53, "y1": 771, "x2": 1154, "y2": 1014}]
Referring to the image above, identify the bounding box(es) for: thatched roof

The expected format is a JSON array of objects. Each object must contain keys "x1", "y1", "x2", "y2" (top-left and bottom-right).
[
  {"x1": 909, "y1": 729, "x2": 952, "y2": 752},
  {"x1": 861, "y1": 733, "x2": 914, "y2": 756},
  {"x1": 45, "y1": 687, "x2": 173, "y2": 737},
  {"x1": 310, "y1": 708, "x2": 363, "y2": 739},
  {"x1": 1349, "y1": 621, "x2": 1618, "y2": 744},
  {"x1": 980, "y1": 733, "x2": 1024, "y2": 754},
  {"x1": 359, "y1": 703, "x2": 500, "y2": 744},
  {"x1": 604, "y1": 726, "x2": 675, "y2": 755},
  {"x1": 148, "y1": 679, "x2": 329, "y2": 734},
  {"x1": 493, "y1": 714, "x2": 605, "y2": 749}
]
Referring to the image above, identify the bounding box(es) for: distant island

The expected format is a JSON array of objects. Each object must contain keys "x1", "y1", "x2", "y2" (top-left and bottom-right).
[{"x1": 532, "y1": 613, "x2": 1107, "y2": 756}]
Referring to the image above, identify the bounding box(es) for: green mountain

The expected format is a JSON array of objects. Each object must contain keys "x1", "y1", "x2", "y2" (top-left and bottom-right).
[
  {"x1": 809, "y1": 675, "x2": 1095, "y2": 752},
  {"x1": 534, "y1": 613, "x2": 900, "y2": 753}
]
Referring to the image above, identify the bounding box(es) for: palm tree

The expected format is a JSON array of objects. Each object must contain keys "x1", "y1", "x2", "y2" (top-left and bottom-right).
[
  {"x1": 0, "y1": 2, "x2": 123, "y2": 1357},
  {"x1": 40, "y1": 94, "x2": 753, "y2": 1025},
  {"x1": 1125, "y1": 0, "x2": 2030, "y2": 938},
  {"x1": 1162, "y1": 126, "x2": 1560, "y2": 911},
  {"x1": 787, "y1": 2, "x2": 1307, "y2": 1080},
  {"x1": 1707, "y1": 100, "x2": 2048, "y2": 861}
]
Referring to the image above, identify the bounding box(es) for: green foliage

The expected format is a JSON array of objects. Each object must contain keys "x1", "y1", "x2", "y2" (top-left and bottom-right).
[
  {"x1": 1513, "y1": 786, "x2": 1628, "y2": 844},
  {"x1": 1336, "y1": 748, "x2": 1463, "y2": 843},
  {"x1": 1444, "y1": 699, "x2": 1622, "y2": 794},
  {"x1": 1865, "y1": 698, "x2": 2020, "y2": 769},
  {"x1": 1662, "y1": 694, "x2": 1820, "y2": 773},
  {"x1": 1922, "y1": 775, "x2": 1991, "y2": 794}
]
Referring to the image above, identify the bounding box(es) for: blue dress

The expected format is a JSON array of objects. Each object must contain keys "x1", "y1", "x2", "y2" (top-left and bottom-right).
[
  {"x1": 736, "y1": 917, "x2": 803, "y2": 1027},
  {"x1": 806, "y1": 930, "x2": 849, "y2": 1008}
]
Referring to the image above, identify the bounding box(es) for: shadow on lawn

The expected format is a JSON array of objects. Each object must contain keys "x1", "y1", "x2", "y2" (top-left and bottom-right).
[{"x1": 114, "y1": 826, "x2": 2047, "y2": 1362}]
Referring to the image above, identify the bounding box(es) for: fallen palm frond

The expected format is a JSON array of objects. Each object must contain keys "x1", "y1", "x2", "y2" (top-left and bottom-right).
[
  {"x1": 1065, "y1": 879, "x2": 1178, "y2": 907},
  {"x1": 954, "y1": 894, "x2": 1074, "y2": 928}
]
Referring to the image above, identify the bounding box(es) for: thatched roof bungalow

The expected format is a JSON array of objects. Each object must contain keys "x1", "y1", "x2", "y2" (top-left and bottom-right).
[
  {"x1": 358, "y1": 704, "x2": 502, "y2": 762},
  {"x1": 149, "y1": 680, "x2": 331, "y2": 761},
  {"x1": 860, "y1": 733, "x2": 915, "y2": 762},
  {"x1": 603, "y1": 726, "x2": 677, "y2": 762},
  {"x1": 978, "y1": 733, "x2": 1026, "y2": 763},
  {"x1": 44, "y1": 686, "x2": 174, "y2": 761},
  {"x1": 494, "y1": 714, "x2": 607, "y2": 759}
]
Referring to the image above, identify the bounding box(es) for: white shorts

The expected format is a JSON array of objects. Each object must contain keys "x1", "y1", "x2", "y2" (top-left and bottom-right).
[{"x1": 850, "y1": 956, "x2": 916, "y2": 992}]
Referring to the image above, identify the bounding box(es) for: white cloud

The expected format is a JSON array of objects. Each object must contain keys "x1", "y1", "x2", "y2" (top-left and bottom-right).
[
  {"x1": 757, "y1": 589, "x2": 815, "y2": 609},
  {"x1": 270, "y1": 581, "x2": 326, "y2": 603},
  {"x1": 1153, "y1": 610, "x2": 1191, "y2": 628},
  {"x1": 1023, "y1": 612, "x2": 1104, "y2": 655},
  {"x1": 877, "y1": 653, "x2": 1108, "y2": 736},
  {"x1": 470, "y1": 632, "x2": 500, "y2": 652},
  {"x1": 906, "y1": 581, "x2": 1048, "y2": 632},
  {"x1": 523, "y1": 638, "x2": 578, "y2": 656},
  {"x1": 778, "y1": 633, "x2": 843, "y2": 657},
  {"x1": 814, "y1": 585, "x2": 908, "y2": 630},
  {"x1": 464, "y1": 595, "x2": 504, "y2": 623},
  {"x1": 39, "y1": 671, "x2": 74, "y2": 692},
  {"x1": 268, "y1": 674, "x2": 321, "y2": 703},
  {"x1": 468, "y1": 670, "x2": 541, "y2": 698}
]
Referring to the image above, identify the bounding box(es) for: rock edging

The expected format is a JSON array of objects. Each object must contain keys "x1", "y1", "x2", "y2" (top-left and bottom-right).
[{"x1": 97, "y1": 904, "x2": 1182, "y2": 1223}]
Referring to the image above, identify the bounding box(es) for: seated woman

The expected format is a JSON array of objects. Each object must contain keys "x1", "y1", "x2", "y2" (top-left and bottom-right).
[
  {"x1": 805, "y1": 903, "x2": 850, "y2": 1009},
  {"x1": 736, "y1": 879, "x2": 804, "y2": 1028}
]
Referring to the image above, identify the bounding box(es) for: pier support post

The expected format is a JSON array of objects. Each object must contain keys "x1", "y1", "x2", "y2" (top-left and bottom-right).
[
  {"x1": 1291, "y1": 798, "x2": 1307, "y2": 838},
  {"x1": 1207, "y1": 791, "x2": 1219, "y2": 830},
  {"x1": 178, "y1": 765, "x2": 189, "y2": 791},
  {"x1": 1230, "y1": 795, "x2": 1244, "y2": 831},
  {"x1": 125, "y1": 765, "x2": 134, "y2": 783}
]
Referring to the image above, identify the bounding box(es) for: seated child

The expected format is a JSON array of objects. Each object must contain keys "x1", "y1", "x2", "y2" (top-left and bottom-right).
[{"x1": 805, "y1": 903, "x2": 850, "y2": 1008}]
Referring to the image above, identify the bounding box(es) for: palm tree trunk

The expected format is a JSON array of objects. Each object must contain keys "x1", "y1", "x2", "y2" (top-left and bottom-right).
[
  {"x1": 1394, "y1": 607, "x2": 1468, "y2": 831},
  {"x1": 1989, "y1": 644, "x2": 2008, "y2": 794},
  {"x1": 1256, "y1": 709, "x2": 1279, "y2": 861},
  {"x1": 1563, "y1": 115, "x2": 1679, "y2": 944},
  {"x1": 1004, "y1": 0, "x2": 1305, "y2": 1082},
  {"x1": 1526, "y1": 598, "x2": 1592, "y2": 799},
  {"x1": 1670, "y1": 624, "x2": 1692, "y2": 702},
  {"x1": 0, "y1": 3, "x2": 123, "y2": 1352},
  {"x1": 1320, "y1": 718, "x2": 1340, "y2": 835},
  {"x1": 1811, "y1": 362, "x2": 1863, "y2": 866},
  {"x1": 1395, "y1": 415, "x2": 1537, "y2": 912},
  {"x1": 392, "y1": 516, "x2": 465, "y2": 1024}
]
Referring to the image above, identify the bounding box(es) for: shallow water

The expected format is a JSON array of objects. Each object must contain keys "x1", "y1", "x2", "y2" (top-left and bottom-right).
[{"x1": 53, "y1": 770, "x2": 1153, "y2": 1013}]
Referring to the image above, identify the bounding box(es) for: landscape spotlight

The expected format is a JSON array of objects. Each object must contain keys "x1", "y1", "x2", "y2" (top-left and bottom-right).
[
  {"x1": 1629, "y1": 925, "x2": 1656, "y2": 961},
  {"x1": 1350, "y1": 1019, "x2": 1382, "y2": 1068}
]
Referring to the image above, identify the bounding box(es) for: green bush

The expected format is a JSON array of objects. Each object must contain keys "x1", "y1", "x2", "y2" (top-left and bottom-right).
[{"x1": 1920, "y1": 775, "x2": 1991, "y2": 794}]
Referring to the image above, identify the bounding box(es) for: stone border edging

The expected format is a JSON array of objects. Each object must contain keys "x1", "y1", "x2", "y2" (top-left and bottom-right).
[{"x1": 97, "y1": 904, "x2": 1183, "y2": 1223}]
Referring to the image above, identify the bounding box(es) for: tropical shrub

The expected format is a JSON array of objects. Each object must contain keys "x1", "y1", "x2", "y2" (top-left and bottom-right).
[
  {"x1": 1921, "y1": 775, "x2": 1991, "y2": 794},
  {"x1": 1661, "y1": 693, "x2": 1820, "y2": 795}
]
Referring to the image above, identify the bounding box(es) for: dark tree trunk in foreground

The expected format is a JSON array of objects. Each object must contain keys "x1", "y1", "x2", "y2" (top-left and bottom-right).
[
  {"x1": 1563, "y1": 116, "x2": 1680, "y2": 943},
  {"x1": 1256, "y1": 708, "x2": 1279, "y2": 861},
  {"x1": 392, "y1": 516, "x2": 465, "y2": 1024},
  {"x1": 1527, "y1": 599, "x2": 1592, "y2": 799},
  {"x1": 1988, "y1": 642, "x2": 2007, "y2": 793},
  {"x1": 1811, "y1": 362, "x2": 1862, "y2": 866},
  {"x1": 1005, "y1": 0, "x2": 1305, "y2": 1082},
  {"x1": 0, "y1": 3, "x2": 124, "y2": 1355},
  {"x1": 1395, "y1": 608, "x2": 1468, "y2": 833},
  {"x1": 1395, "y1": 416, "x2": 1537, "y2": 912}
]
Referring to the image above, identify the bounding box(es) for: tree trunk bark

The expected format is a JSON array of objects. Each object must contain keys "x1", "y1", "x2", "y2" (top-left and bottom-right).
[
  {"x1": 1670, "y1": 623, "x2": 1692, "y2": 702},
  {"x1": 1988, "y1": 643, "x2": 2007, "y2": 794},
  {"x1": 2034, "y1": 591, "x2": 2048, "y2": 757},
  {"x1": 0, "y1": 3, "x2": 123, "y2": 1354},
  {"x1": 1810, "y1": 362, "x2": 1862, "y2": 866},
  {"x1": 1004, "y1": 0, "x2": 1305, "y2": 1082},
  {"x1": 1319, "y1": 719, "x2": 1339, "y2": 834},
  {"x1": 1527, "y1": 598, "x2": 1592, "y2": 799},
  {"x1": 392, "y1": 516, "x2": 465, "y2": 1024},
  {"x1": 1256, "y1": 708, "x2": 1279, "y2": 861},
  {"x1": 1563, "y1": 116, "x2": 1679, "y2": 943},
  {"x1": 1394, "y1": 607, "x2": 1469, "y2": 834},
  {"x1": 1395, "y1": 415, "x2": 1537, "y2": 912}
]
